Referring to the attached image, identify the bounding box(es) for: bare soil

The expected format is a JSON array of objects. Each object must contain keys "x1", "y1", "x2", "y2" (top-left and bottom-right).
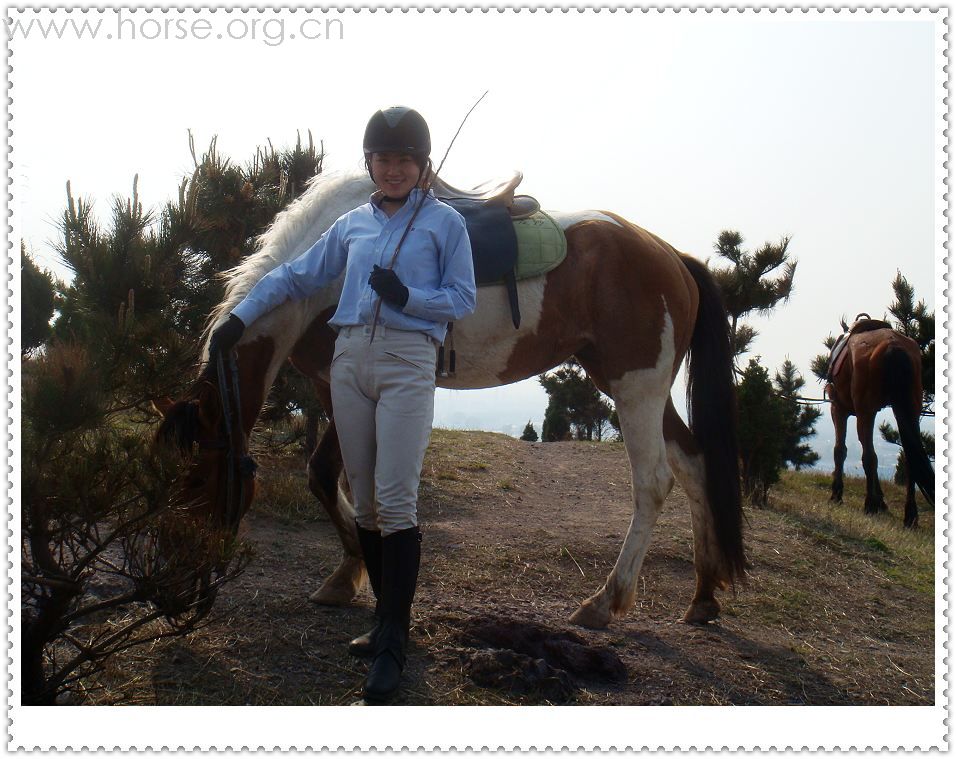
[{"x1": 94, "y1": 430, "x2": 935, "y2": 706}]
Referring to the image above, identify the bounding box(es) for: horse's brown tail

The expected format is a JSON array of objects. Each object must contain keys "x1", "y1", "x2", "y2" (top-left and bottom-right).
[
  {"x1": 680, "y1": 254, "x2": 747, "y2": 586},
  {"x1": 885, "y1": 346, "x2": 934, "y2": 506}
]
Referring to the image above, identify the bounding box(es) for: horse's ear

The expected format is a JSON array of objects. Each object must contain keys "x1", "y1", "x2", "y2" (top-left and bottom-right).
[{"x1": 840, "y1": 316, "x2": 849, "y2": 333}]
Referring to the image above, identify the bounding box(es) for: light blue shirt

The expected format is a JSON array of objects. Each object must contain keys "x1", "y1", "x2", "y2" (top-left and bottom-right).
[{"x1": 231, "y1": 188, "x2": 477, "y2": 343}]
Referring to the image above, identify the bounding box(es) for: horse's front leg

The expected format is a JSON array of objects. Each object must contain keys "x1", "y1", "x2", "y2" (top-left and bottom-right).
[
  {"x1": 830, "y1": 403, "x2": 848, "y2": 503},
  {"x1": 857, "y1": 412, "x2": 887, "y2": 514},
  {"x1": 306, "y1": 391, "x2": 365, "y2": 606}
]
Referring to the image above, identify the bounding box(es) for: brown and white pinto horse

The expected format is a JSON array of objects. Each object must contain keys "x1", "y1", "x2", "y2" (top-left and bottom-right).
[
  {"x1": 826, "y1": 324, "x2": 934, "y2": 528},
  {"x1": 159, "y1": 170, "x2": 746, "y2": 628}
]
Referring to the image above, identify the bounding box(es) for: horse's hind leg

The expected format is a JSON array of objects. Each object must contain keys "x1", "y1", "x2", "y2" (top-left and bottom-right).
[
  {"x1": 306, "y1": 384, "x2": 365, "y2": 606},
  {"x1": 903, "y1": 462, "x2": 919, "y2": 529},
  {"x1": 830, "y1": 404, "x2": 849, "y2": 503},
  {"x1": 857, "y1": 412, "x2": 888, "y2": 514},
  {"x1": 663, "y1": 400, "x2": 724, "y2": 625},
  {"x1": 569, "y1": 362, "x2": 673, "y2": 629}
]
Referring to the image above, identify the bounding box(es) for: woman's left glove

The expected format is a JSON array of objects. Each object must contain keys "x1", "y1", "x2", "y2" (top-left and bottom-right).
[
  {"x1": 369, "y1": 265, "x2": 410, "y2": 309},
  {"x1": 209, "y1": 314, "x2": 245, "y2": 358}
]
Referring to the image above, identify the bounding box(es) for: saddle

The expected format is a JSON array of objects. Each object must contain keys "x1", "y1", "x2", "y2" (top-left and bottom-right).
[
  {"x1": 826, "y1": 314, "x2": 894, "y2": 381},
  {"x1": 431, "y1": 170, "x2": 541, "y2": 220},
  {"x1": 434, "y1": 171, "x2": 546, "y2": 331},
  {"x1": 848, "y1": 317, "x2": 892, "y2": 335}
]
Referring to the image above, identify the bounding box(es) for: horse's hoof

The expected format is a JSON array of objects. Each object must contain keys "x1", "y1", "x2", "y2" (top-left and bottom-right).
[
  {"x1": 308, "y1": 582, "x2": 358, "y2": 606},
  {"x1": 683, "y1": 599, "x2": 720, "y2": 625},
  {"x1": 569, "y1": 598, "x2": 611, "y2": 629}
]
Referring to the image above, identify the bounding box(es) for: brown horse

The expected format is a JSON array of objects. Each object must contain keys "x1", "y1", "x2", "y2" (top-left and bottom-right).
[
  {"x1": 826, "y1": 318, "x2": 934, "y2": 528},
  {"x1": 158, "y1": 170, "x2": 746, "y2": 628}
]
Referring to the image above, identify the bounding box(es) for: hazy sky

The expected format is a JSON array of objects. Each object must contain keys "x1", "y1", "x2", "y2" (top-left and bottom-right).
[{"x1": 13, "y1": 10, "x2": 941, "y2": 466}]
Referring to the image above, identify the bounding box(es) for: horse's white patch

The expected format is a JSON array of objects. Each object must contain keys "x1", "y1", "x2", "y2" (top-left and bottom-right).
[
  {"x1": 438, "y1": 276, "x2": 549, "y2": 389},
  {"x1": 547, "y1": 209, "x2": 623, "y2": 230}
]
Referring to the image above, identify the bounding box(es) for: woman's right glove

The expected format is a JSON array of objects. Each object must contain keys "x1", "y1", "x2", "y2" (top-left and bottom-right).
[{"x1": 209, "y1": 314, "x2": 245, "y2": 359}]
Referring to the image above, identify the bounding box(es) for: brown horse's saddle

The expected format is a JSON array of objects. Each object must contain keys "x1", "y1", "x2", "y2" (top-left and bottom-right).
[
  {"x1": 827, "y1": 314, "x2": 894, "y2": 381},
  {"x1": 849, "y1": 317, "x2": 892, "y2": 335},
  {"x1": 431, "y1": 170, "x2": 541, "y2": 220}
]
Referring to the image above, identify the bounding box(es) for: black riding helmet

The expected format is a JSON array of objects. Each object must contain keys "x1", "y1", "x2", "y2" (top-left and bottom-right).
[{"x1": 363, "y1": 106, "x2": 431, "y2": 180}]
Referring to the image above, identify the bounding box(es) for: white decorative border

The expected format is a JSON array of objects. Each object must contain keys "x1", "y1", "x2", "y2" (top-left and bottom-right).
[{"x1": 4, "y1": 5, "x2": 949, "y2": 751}]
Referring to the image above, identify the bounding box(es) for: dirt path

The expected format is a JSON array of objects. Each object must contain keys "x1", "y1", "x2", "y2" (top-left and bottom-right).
[{"x1": 100, "y1": 431, "x2": 934, "y2": 706}]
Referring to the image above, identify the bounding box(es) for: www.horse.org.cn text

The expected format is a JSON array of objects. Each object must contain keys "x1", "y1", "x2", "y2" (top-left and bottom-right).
[{"x1": 6, "y1": 11, "x2": 346, "y2": 47}]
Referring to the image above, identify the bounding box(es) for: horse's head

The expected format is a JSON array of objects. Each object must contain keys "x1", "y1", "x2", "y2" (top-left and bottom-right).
[
  {"x1": 156, "y1": 370, "x2": 258, "y2": 532},
  {"x1": 150, "y1": 367, "x2": 259, "y2": 616}
]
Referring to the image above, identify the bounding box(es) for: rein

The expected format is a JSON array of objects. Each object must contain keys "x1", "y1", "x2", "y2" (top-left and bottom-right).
[{"x1": 214, "y1": 349, "x2": 257, "y2": 529}]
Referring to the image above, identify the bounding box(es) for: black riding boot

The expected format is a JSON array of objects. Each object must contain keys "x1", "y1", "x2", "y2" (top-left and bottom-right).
[
  {"x1": 349, "y1": 523, "x2": 383, "y2": 657},
  {"x1": 362, "y1": 525, "x2": 421, "y2": 704}
]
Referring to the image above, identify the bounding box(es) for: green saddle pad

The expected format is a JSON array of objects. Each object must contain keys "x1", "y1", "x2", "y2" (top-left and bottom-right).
[{"x1": 512, "y1": 211, "x2": 568, "y2": 282}]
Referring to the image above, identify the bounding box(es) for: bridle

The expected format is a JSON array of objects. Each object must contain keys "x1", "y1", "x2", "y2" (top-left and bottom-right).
[{"x1": 198, "y1": 349, "x2": 257, "y2": 530}]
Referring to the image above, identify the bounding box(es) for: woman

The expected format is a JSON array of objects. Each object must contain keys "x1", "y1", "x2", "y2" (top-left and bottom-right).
[{"x1": 209, "y1": 106, "x2": 477, "y2": 703}]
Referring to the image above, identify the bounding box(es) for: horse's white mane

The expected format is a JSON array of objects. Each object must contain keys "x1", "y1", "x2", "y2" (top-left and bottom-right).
[{"x1": 205, "y1": 169, "x2": 374, "y2": 339}]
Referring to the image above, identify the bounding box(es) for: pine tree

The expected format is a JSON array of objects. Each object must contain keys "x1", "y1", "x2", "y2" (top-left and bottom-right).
[
  {"x1": 21, "y1": 132, "x2": 322, "y2": 704},
  {"x1": 520, "y1": 421, "x2": 539, "y2": 442},
  {"x1": 736, "y1": 358, "x2": 787, "y2": 507},
  {"x1": 774, "y1": 359, "x2": 822, "y2": 470},
  {"x1": 180, "y1": 132, "x2": 328, "y2": 443},
  {"x1": 22, "y1": 177, "x2": 251, "y2": 704},
  {"x1": 887, "y1": 271, "x2": 934, "y2": 409},
  {"x1": 710, "y1": 230, "x2": 796, "y2": 365},
  {"x1": 539, "y1": 359, "x2": 614, "y2": 441},
  {"x1": 542, "y1": 402, "x2": 571, "y2": 442},
  {"x1": 21, "y1": 243, "x2": 57, "y2": 356},
  {"x1": 176, "y1": 131, "x2": 324, "y2": 338}
]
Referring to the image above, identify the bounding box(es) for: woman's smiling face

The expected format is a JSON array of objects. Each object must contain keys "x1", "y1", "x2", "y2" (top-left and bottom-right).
[{"x1": 370, "y1": 152, "x2": 423, "y2": 199}]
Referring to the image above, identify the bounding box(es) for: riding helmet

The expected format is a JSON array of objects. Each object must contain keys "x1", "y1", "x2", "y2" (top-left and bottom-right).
[{"x1": 363, "y1": 107, "x2": 431, "y2": 159}]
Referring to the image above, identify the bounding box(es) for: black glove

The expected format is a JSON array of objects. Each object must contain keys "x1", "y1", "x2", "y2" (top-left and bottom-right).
[
  {"x1": 209, "y1": 314, "x2": 245, "y2": 358},
  {"x1": 369, "y1": 265, "x2": 409, "y2": 309}
]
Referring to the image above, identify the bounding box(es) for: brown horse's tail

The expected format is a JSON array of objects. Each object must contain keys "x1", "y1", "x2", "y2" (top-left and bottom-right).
[
  {"x1": 679, "y1": 254, "x2": 747, "y2": 585},
  {"x1": 884, "y1": 345, "x2": 934, "y2": 507}
]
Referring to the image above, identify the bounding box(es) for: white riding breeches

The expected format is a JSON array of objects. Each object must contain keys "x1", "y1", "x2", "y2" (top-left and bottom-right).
[{"x1": 330, "y1": 324, "x2": 437, "y2": 536}]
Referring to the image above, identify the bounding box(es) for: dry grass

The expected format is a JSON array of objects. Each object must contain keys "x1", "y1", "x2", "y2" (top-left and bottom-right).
[
  {"x1": 771, "y1": 469, "x2": 934, "y2": 597},
  {"x1": 250, "y1": 453, "x2": 320, "y2": 523},
  {"x1": 80, "y1": 430, "x2": 935, "y2": 706}
]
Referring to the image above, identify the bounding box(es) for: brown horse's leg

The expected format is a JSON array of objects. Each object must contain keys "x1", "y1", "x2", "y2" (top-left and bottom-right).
[
  {"x1": 659, "y1": 401, "x2": 725, "y2": 624},
  {"x1": 830, "y1": 404, "x2": 849, "y2": 503},
  {"x1": 903, "y1": 461, "x2": 919, "y2": 529},
  {"x1": 857, "y1": 412, "x2": 887, "y2": 514},
  {"x1": 306, "y1": 382, "x2": 365, "y2": 606}
]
